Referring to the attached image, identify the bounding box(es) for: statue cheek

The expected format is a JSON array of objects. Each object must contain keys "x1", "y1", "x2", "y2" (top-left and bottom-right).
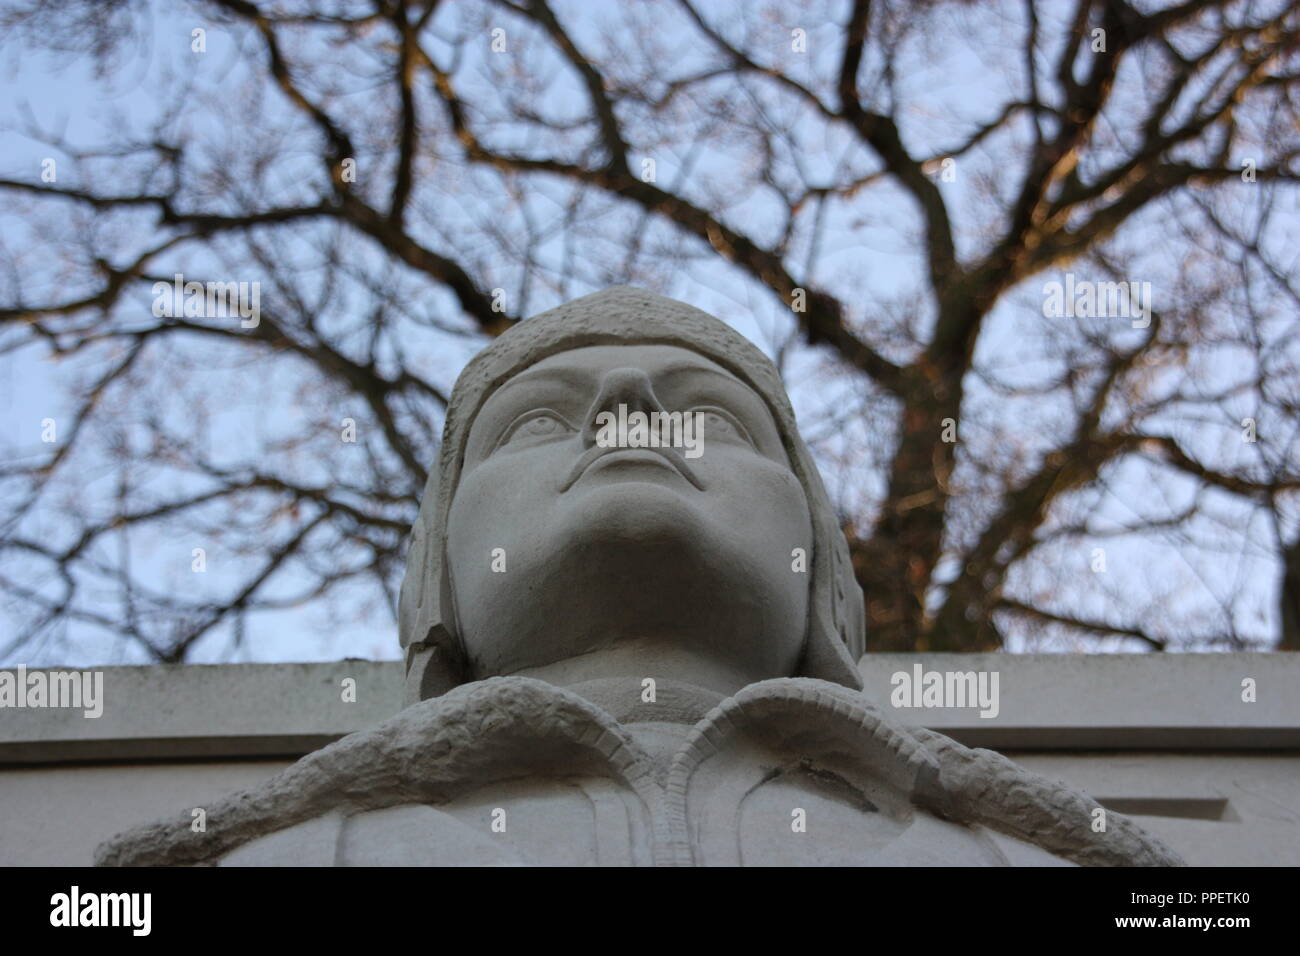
[{"x1": 728, "y1": 461, "x2": 812, "y2": 520}]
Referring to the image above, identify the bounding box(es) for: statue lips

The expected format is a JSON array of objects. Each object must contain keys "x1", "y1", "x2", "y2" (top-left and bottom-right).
[{"x1": 560, "y1": 445, "x2": 704, "y2": 492}]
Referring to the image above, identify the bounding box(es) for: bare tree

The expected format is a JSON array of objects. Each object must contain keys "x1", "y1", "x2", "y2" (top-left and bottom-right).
[{"x1": 1, "y1": 0, "x2": 1297, "y2": 664}]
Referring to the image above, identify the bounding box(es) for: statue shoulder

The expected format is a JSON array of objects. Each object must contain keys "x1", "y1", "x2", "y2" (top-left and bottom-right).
[
  {"x1": 94, "y1": 677, "x2": 653, "y2": 867},
  {"x1": 669, "y1": 678, "x2": 1183, "y2": 866}
]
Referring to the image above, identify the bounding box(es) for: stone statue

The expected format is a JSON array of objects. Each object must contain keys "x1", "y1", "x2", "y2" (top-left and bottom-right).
[{"x1": 97, "y1": 287, "x2": 1182, "y2": 866}]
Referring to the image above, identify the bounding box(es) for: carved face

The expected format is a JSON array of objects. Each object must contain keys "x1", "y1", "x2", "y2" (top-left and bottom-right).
[{"x1": 446, "y1": 344, "x2": 813, "y2": 691}]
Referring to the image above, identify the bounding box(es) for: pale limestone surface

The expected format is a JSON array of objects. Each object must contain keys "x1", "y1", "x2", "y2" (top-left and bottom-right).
[
  {"x1": 6, "y1": 656, "x2": 1292, "y2": 865},
  {"x1": 97, "y1": 288, "x2": 1183, "y2": 866},
  {"x1": 98, "y1": 677, "x2": 1178, "y2": 866}
]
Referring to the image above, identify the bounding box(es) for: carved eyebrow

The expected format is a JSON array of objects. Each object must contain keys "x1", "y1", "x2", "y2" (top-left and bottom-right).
[
  {"x1": 489, "y1": 364, "x2": 592, "y2": 398},
  {"x1": 655, "y1": 362, "x2": 757, "y2": 393},
  {"x1": 494, "y1": 358, "x2": 749, "y2": 397}
]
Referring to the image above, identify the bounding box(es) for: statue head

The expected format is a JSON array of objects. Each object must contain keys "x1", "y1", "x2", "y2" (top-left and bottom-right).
[{"x1": 398, "y1": 287, "x2": 864, "y2": 702}]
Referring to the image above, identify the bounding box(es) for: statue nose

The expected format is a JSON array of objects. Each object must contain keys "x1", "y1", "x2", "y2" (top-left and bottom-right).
[{"x1": 581, "y1": 368, "x2": 665, "y2": 447}]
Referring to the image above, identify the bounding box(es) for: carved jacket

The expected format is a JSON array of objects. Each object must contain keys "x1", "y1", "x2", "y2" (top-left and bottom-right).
[{"x1": 95, "y1": 677, "x2": 1182, "y2": 867}]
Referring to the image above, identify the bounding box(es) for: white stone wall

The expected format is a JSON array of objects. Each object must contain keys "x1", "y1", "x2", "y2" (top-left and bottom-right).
[{"x1": 1, "y1": 655, "x2": 1296, "y2": 865}]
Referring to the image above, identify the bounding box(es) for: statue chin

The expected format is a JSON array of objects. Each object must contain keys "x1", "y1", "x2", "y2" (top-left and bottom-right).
[
  {"x1": 555, "y1": 474, "x2": 720, "y2": 559},
  {"x1": 451, "y1": 492, "x2": 808, "y2": 690}
]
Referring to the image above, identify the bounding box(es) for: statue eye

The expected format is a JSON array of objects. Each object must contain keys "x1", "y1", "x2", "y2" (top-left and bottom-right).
[
  {"x1": 495, "y1": 409, "x2": 575, "y2": 450},
  {"x1": 690, "y1": 406, "x2": 753, "y2": 446}
]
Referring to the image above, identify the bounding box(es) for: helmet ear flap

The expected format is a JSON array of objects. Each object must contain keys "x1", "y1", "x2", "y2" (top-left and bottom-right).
[
  {"x1": 399, "y1": 467, "x2": 470, "y2": 704},
  {"x1": 796, "y1": 511, "x2": 865, "y2": 690},
  {"x1": 833, "y1": 524, "x2": 866, "y2": 661},
  {"x1": 403, "y1": 623, "x2": 468, "y2": 706}
]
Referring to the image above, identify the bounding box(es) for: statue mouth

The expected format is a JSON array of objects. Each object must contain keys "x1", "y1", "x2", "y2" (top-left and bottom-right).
[{"x1": 560, "y1": 445, "x2": 704, "y2": 492}]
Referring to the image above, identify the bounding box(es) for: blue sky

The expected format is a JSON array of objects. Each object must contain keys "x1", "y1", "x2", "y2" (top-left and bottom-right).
[{"x1": 2, "y1": 0, "x2": 1295, "y2": 665}]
